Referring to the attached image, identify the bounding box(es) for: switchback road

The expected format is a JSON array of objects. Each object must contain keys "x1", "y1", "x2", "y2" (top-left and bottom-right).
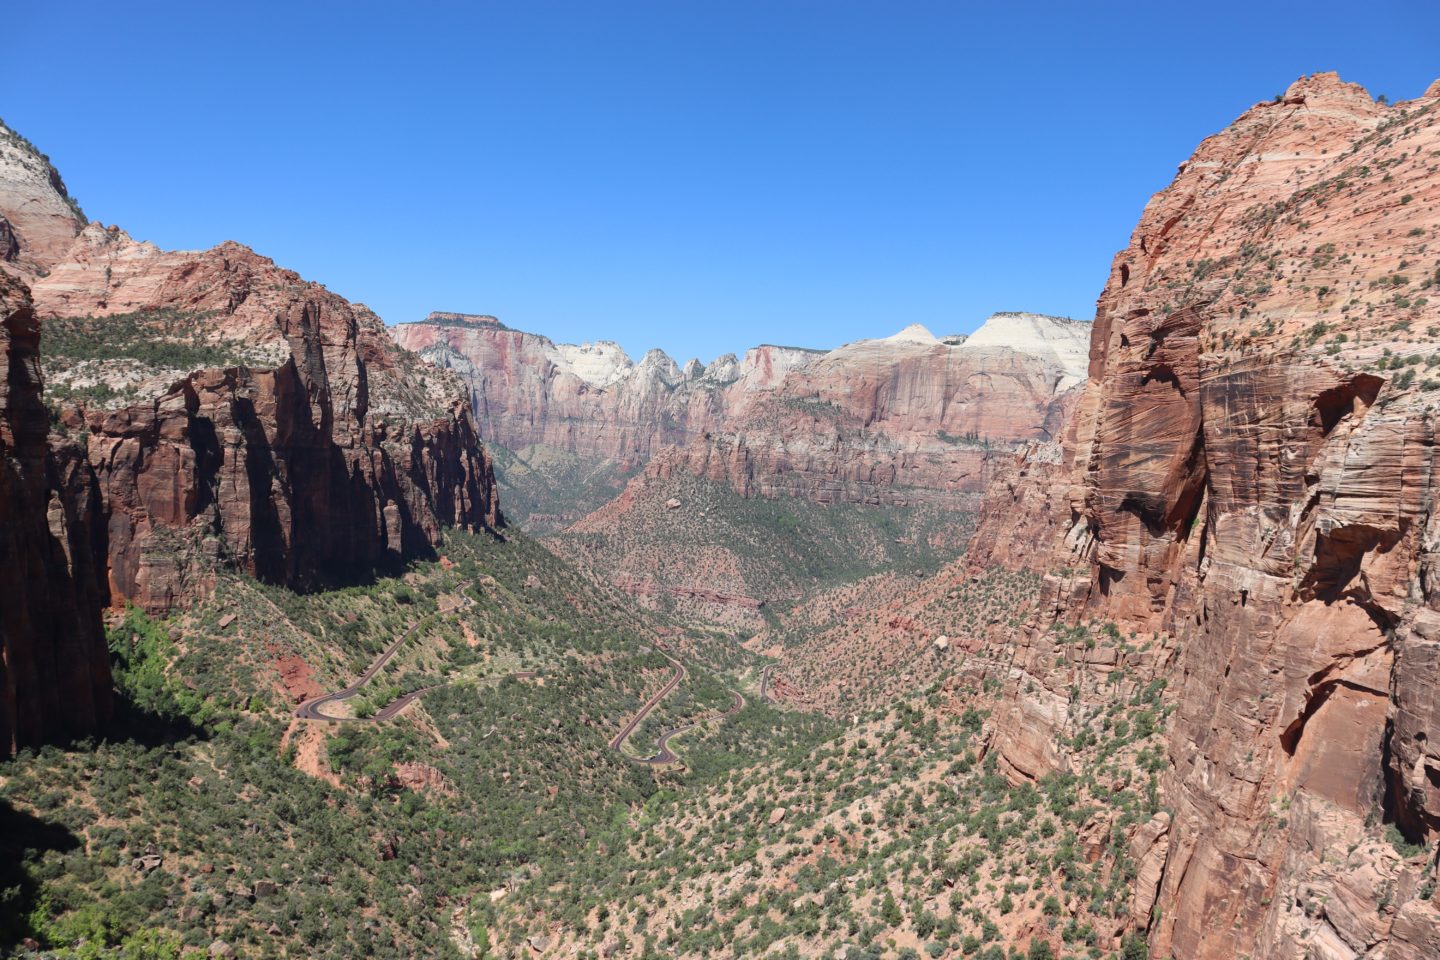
[
  {"x1": 612, "y1": 653, "x2": 747, "y2": 766},
  {"x1": 295, "y1": 580, "x2": 474, "y2": 723}
]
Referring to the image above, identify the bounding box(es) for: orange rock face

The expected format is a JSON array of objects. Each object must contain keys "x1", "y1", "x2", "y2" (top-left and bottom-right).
[{"x1": 970, "y1": 73, "x2": 1440, "y2": 958}]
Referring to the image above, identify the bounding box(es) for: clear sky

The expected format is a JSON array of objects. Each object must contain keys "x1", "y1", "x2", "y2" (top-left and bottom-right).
[{"x1": 8, "y1": 2, "x2": 1439, "y2": 362}]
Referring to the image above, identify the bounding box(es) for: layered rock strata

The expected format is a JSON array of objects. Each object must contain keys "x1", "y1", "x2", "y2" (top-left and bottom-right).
[
  {"x1": 0, "y1": 122, "x2": 502, "y2": 616},
  {"x1": 395, "y1": 312, "x2": 1091, "y2": 513}
]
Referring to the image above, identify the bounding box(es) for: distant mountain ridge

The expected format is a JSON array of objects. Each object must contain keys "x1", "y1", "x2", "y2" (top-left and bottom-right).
[{"x1": 394, "y1": 308, "x2": 1089, "y2": 530}]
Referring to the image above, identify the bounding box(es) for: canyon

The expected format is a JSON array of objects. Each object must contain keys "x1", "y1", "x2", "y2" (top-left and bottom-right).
[
  {"x1": 3, "y1": 67, "x2": 1440, "y2": 960},
  {"x1": 399, "y1": 310, "x2": 1090, "y2": 629}
]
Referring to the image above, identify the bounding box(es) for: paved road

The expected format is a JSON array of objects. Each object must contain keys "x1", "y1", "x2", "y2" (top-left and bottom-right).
[
  {"x1": 759, "y1": 665, "x2": 775, "y2": 703},
  {"x1": 609, "y1": 658, "x2": 686, "y2": 752},
  {"x1": 613, "y1": 655, "x2": 747, "y2": 766},
  {"x1": 638, "y1": 689, "x2": 745, "y2": 765},
  {"x1": 295, "y1": 580, "x2": 474, "y2": 723}
]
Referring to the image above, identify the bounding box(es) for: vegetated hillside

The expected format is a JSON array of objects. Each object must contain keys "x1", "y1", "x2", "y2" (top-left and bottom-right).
[
  {"x1": 957, "y1": 72, "x2": 1440, "y2": 959},
  {"x1": 495, "y1": 628, "x2": 1171, "y2": 960},
  {"x1": 395, "y1": 312, "x2": 1088, "y2": 532},
  {"x1": 0, "y1": 529, "x2": 836, "y2": 958},
  {"x1": 548, "y1": 471, "x2": 976, "y2": 634},
  {"x1": 485, "y1": 442, "x2": 642, "y2": 537},
  {"x1": 757, "y1": 561, "x2": 1044, "y2": 719}
]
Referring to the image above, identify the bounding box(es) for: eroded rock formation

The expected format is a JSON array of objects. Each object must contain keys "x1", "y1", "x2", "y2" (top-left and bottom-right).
[
  {"x1": 0, "y1": 122, "x2": 502, "y2": 615},
  {"x1": 967, "y1": 72, "x2": 1440, "y2": 958}
]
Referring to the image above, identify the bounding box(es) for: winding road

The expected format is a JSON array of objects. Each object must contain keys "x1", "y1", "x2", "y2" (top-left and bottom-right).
[
  {"x1": 295, "y1": 580, "x2": 475, "y2": 723},
  {"x1": 293, "y1": 570, "x2": 756, "y2": 765},
  {"x1": 640, "y1": 689, "x2": 743, "y2": 764},
  {"x1": 610, "y1": 654, "x2": 756, "y2": 766},
  {"x1": 608, "y1": 658, "x2": 686, "y2": 755}
]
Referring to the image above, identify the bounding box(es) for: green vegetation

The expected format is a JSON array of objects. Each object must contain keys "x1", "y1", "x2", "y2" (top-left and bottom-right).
[
  {"x1": 550, "y1": 473, "x2": 976, "y2": 638},
  {"x1": 0, "y1": 530, "x2": 835, "y2": 958},
  {"x1": 489, "y1": 618, "x2": 1176, "y2": 959},
  {"x1": 38, "y1": 309, "x2": 269, "y2": 409},
  {"x1": 485, "y1": 442, "x2": 642, "y2": 535}
]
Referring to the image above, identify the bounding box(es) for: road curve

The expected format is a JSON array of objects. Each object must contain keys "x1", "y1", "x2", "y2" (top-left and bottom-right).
[
  {"x1": 609, "y1": 659, "x2": 686, "y2": 752},
  {"x1": 759, "y1": 665, "x2": 775, "y2": 703},
  {"x1": 635, "y1": 689, "x2": 745, "y2": 765},
  {"x1": 612, "y1": 653, "x2": 747, "y2": 766},
  {"x1": 295, "y1": 580, "x2": 474, "y2": 723}
]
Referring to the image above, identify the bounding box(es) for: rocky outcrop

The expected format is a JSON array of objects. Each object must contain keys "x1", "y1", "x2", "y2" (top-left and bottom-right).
[
  {"x1": 968, "y1": 73, "x2": 1440, "y2": 959},
  {"x1": 650, "y1": 315, "x2": 1089, "y2": 510},
  {"x1": 0, "y1": 271, "x2": 110, "y2": 753},
  {"x1": 0, "y1": 123, "x2": 502, "y2": 615},
  {"x1": 84, "y1": 363, "x2": 498, "y2": 611},
  {"x1": 0, "y1": 121, "x2": 85, "y2": 278}
]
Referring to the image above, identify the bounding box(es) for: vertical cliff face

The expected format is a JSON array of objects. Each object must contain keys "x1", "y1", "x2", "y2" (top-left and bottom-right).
[
  {"x1": 970, "y1": 73, "x2": 1440, "y2": 958},
  {"x1": 0, "y1": 124, "x2": 502, "y2": 616},
  {"x1": 392, "y1": 313, "x2": 779, "y2": 468},
  {"x1": 0, "y1": 271, "x2": 110, "y2": 753}
]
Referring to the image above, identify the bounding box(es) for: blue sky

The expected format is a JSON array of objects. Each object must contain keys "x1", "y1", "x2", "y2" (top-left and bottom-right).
[{"x1": 8, "y1": 2, "x2": 1439, "y2": 362}]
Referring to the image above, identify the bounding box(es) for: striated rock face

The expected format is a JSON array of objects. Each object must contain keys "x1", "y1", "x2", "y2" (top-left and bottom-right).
[
  {"x1": 0, "y1": 124, "x2": 502, "y2": 615},
  {"x1": 84, "y1": 362, "x2": 498, "y2": 612},
  {"x1": 395, "y1": 311, "x2": 1090, "y2": 519},
  {"x1": 0, "y1": 271, "x2": 110, "y2": 753},
  {"x1": 0, "y1": 121, "x2": 85, "y2": 277},
  {"x1": 968, "y1": 73, "x2": 1440, "y2": 959}
]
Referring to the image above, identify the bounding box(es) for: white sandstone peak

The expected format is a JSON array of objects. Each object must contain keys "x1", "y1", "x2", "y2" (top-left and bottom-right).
[
  {"x1": 883, "y1": 323, "x2": 940, "y2": 345},
  {"x1": 959, "y1": 312, "x2": 1090, "y2": 385},
  {"x1": 547, "y1": 340, "x2": 634, "y2": 387}
]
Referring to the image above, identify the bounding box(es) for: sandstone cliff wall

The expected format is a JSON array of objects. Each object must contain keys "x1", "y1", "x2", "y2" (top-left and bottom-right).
[
  {"x1": 401, "y1": 313, "x2": 1089, "y2": 515},
  {"x1": 968, "y1": 73, "x2": 1440, "y2": 958},
  {"x1": 0, "y1": 127, "x2": 503, "y2": 617}
]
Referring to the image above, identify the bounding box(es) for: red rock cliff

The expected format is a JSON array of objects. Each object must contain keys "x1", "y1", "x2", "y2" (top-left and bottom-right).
[
  {"x1": 0, "y1": 271, "x2": 110, "y2": 753},
  {"x1": 392, "y1": 313, "x2": 810, "y2": 468},
  {"x1": 970, "y1": 73, "x2": 1440, "y2": 958},
  {"x1": 0, "y1": 125, "x2": 502, "y2": 615},
  {"x1": 60, "y1": 241, "x2": 503, "y2": 611}
]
